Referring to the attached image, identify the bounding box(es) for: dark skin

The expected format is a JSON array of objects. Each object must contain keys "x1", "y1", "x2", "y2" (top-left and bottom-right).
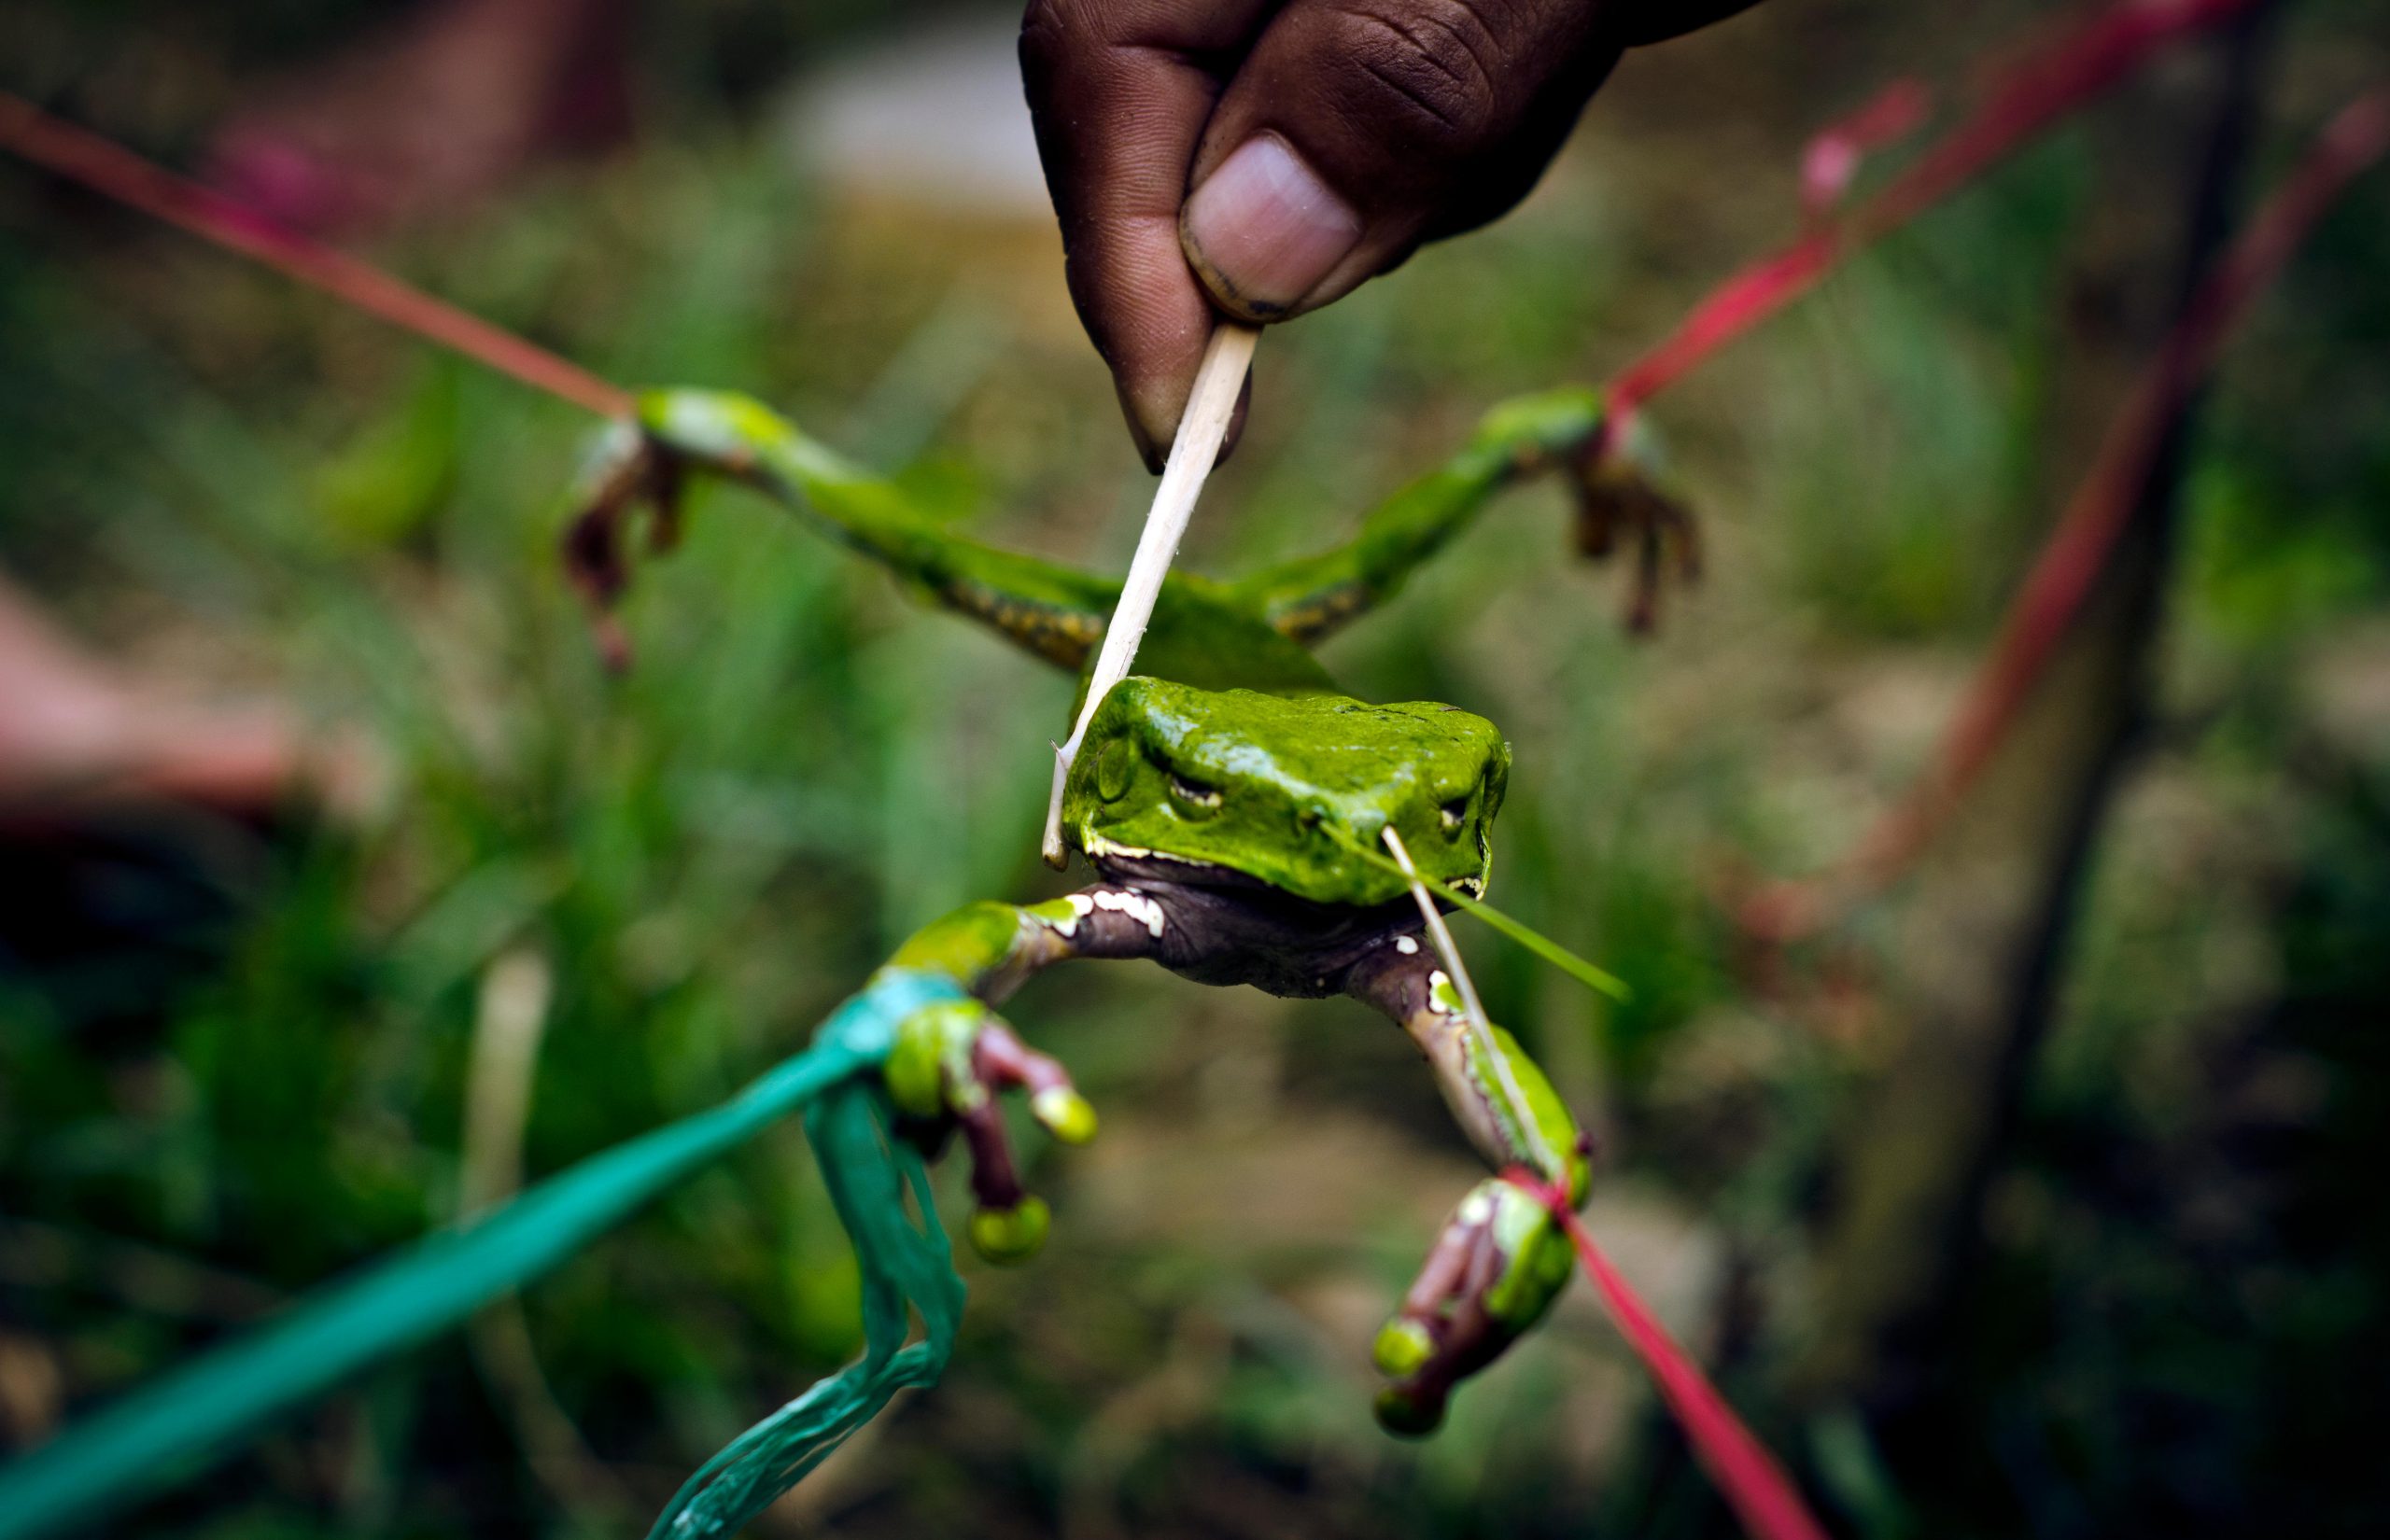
[{"x1": 1022, "y1": 0, "x2": 1765, "y2": 467}]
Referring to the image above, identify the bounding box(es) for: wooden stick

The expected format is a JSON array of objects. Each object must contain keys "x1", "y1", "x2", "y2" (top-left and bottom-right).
[
  {"x1": 1383, "y1": 827, "x2": 1558, "y2": 1177},
  {"x1": 1042, "y1": 321, "x2": 1260, "y2": 866}
]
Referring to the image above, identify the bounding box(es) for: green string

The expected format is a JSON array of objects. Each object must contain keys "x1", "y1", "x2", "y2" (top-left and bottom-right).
[
  {"x1": 0, "y1": 968, "x2": 967, "y2": 1540},
  {"x1": 649, "y1": 1083, "x2": 964, "y2": 1535}
]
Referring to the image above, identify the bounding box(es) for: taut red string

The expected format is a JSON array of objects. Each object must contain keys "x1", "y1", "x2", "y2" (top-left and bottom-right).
[
  {"x1": 0, "y1": 91, "x2": 634, "y2": 420},
  {"x1": 1504, "y1": 1170, "x2": 1830, "y2": 1540},
  {"x1": 1606, "y1": 0, "x2": 2268, "y2": 417},
  {"x1": 1755, "y1": 89, "x2": 2390, "y2": 928}
]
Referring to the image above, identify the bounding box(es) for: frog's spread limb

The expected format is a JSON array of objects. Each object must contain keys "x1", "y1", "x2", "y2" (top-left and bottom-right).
[
  {"x1": 881, "y1": 875, "x2": 1585, "y2": 1423},
  {"x1": 1344, "y1": 929, "x2": 1589, "y2": 1433},
  {"x1": 570, "y1": 390, "x2": 1122, "y2": 672},
  {"x1": 1382, "y1": 825, "x2": 1559, "y2": 1177},
  {"x1": 1229, "y1": 387, "x2": 1700, "y2": 644},
  {"x1": 571, "y1": 383, "x2": 1694, "y2": 690},
  {"x1": 878, "y1": 891, "x2": 1163, "y2": 1261}
]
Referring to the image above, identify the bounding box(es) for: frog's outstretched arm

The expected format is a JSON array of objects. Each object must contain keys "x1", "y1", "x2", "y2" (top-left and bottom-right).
[
  {"x1": 1228, "y1": 387, "x2": 1604, "y2": 643},
  {"x1": 569, "y1": 389, "x2": 1120, "y2": 672},
  {"x1": 871, "y1": 889, "x2": 1165, "y2": 1259},
  {"x1": 1229, "y1": 386, "x2": 1698, "y2": 641},
  {"x1": 1343, "y1": 939, "x2": 1591, "y2": 1435}
]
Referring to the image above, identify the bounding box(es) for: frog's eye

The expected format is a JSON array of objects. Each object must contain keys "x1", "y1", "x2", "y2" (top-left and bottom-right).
[
  {"x1": 1168, "y1": 771, "x2": 1223, "y2": 818},
  {"x1": 1440, "y1": 793, "x2": 1472, "y2": 835},
  {"x1": 1094, "y1": 736, "x2": 1137, "y2": 803}
]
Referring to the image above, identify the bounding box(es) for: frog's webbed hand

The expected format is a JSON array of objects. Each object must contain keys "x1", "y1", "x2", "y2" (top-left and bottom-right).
[
  {"x1": 561, "y1": 417, "x2": 682, "y2": 670},
  {"x1": 876, "y1": 890, "x2": 1165, "y2": 1262},
  {"x1": 1573, "y1": 413, "x2": 1703, "y2": 635},
  {"x1": 561, "y1": 390, "x2": 1120, "y2": 673},
  {"x1": 1344, "y1": 938, "x2": 1591, "y2": 1435},
  {"x1": 1228, "y1": 387, "x2": 1700, "y2": 643}
]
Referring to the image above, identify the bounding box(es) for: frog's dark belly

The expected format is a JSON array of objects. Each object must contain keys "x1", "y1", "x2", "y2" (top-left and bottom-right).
[{"x1": 1090, "y1": 854, "x2": 1425, "y2": 999}]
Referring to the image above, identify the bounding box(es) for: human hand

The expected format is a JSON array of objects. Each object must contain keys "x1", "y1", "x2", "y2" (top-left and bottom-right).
[{"x1": 1020, "y1": 0, "x2": 1762, "y2": 467}]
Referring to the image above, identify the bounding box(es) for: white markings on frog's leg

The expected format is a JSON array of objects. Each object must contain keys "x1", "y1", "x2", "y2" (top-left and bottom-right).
[
  {"x1": 1427, "y1": 969, "x2": 1465, "y2": 1019},
  {"x1": 1395, "y1": 935, "x2": 1421, "y2": 955},
  {"x1": 1457, "y1": 1187, "x2": 1496, "y2": 1226},
  {"x1": 1091, "y1": 889, "x2": 1166, "y2": 938},
  {"x1": 1040, "y1": 892, "x2": 1099, "y2": 937}
]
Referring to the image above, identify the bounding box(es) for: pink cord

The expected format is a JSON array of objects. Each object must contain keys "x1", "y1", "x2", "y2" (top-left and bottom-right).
[
  {"x1": 1505, "y1": 1170, "x2": 1831, "y2": 1540},
  {"x1": 1607, "y1": 0, "x2": 2267, "y2": 418},
  {"x1": 0, "y1": 91, "x2": 634, "y2": 419}
]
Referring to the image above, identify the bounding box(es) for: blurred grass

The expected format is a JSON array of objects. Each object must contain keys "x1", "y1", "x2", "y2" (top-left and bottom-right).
[{"x1": 3, "y1": 2, "x2": 2389, "y2": 1535}]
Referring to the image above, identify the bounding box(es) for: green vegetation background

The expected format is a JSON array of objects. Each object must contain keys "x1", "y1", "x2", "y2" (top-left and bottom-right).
[{"x1": 2, "y1": 2, "x2": 2387, "y2": 1535}]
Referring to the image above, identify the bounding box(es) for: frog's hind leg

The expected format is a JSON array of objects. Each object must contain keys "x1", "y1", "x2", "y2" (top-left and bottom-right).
[
  {"x1": 563, "y1": 389, "x2": 1120, "y2": 674},
  {"x1": 1343, "y1": 933, "x2": 1592, "y2": 1434},
  {"x1": 1228, "y1": 387, "x2": 1699, "y2": 644}
]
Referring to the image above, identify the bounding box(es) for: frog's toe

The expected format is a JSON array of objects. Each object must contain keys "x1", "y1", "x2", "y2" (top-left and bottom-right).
[
  {"x1": 884, "y1": 1001, "x2": 1092, "y2": 1265},
  {"x1": 1370, "y1": 1178, "x2": 1566, "y2": 1435},
  {"x1": 559, "y1": 424, "x2": 690, "y2": 669},
  {"x1": 1372, "y1": 1380, "x2": 1449, "y2": 1437},
  {"x1": 977, "y1": 1022, "x2": 1098, "y2": 1146},
  {"x1": 967, "y1": 1195, "x2": 1051, "y2": 1264},
  {"x1": 1568, "y1": 425, "x2": 1701, "y2": 636}
]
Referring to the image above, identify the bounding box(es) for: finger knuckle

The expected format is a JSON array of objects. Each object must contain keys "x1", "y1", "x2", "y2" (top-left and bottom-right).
[{"x1": 1321, "y1": 0, "x2": 1511, "y2": 152}]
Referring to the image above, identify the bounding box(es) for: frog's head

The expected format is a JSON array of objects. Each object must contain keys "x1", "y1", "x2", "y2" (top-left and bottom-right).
[{"x1": 1061, "y1": 679, "x2": 1510, "y2": 910}]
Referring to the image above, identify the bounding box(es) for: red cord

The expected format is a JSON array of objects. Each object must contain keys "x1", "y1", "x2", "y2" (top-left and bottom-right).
[
  {"x1": 1504, "y1": 1170, "x2": 1831, "y2": 1540},
  {"x1": 1607, "y1": 0, "x2": 2266, "y2": 417},
  {"x1": 1814, "y1": 89, "x2": 2390, "y2": 907},
  {"x1": 0, "y1": 91, "x2": 634, "y2": 420},
  {"x1": 1801, "y1": 78, "x2": 1932, "y2": 224}
]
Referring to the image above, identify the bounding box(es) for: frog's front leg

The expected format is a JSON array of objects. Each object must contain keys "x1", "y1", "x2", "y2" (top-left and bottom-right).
[
  {"x1": 1227, "y1": 385, "x2": 1700, "y2": 643},
  {"x1": 1344, "y1": 938, "x2": 1592, "y2": 1435},
  {"x1": 876, "y1": 890, "x2": 1165, "y2": 1261},
  {"x1": 561, "y1": 390, "x2": 1119, "y2": 673}
]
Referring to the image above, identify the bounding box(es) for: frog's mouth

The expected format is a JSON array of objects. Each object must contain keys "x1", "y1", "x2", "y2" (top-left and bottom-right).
[{"x1": 1081, "y1": 834, "x2": 1486, "y2": 909}]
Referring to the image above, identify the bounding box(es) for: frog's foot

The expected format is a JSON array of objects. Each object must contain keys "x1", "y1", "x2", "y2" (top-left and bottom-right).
[
  {"x1": 559, "y1": 422, "x2": 686, "y2": 670},
  {"x1": 1371, "y1": 1175, "x2": 1575, "y2": 1435},
  {"x1": 1570, "y1": 421, "x2": 1701, "y2": 635},
  {"x1": 882, "y1": 999, "x2": 1097, "y2": 1264}
]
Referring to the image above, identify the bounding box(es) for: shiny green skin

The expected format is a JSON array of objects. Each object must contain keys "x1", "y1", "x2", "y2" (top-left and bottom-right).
[{"x1": 1061, "y1": 679, "x2": 1510, "y2": 908}]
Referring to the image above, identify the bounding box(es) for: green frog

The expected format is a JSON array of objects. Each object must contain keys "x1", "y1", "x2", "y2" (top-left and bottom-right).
[{"x1": 567, "y1": 385, "x2": 1691, "y2": 1434}]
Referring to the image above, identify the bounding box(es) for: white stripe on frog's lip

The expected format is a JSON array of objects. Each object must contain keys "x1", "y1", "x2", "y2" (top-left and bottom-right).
[{"x1": 1077, "y1": 831, "x2": 1203, "y2": 865}]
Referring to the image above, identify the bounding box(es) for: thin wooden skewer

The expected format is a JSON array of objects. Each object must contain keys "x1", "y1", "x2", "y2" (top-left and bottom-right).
[
  {"x1": 1042, "y1": 321, "x2": 1260, "y2": 866},
  {"x1": 1382, "y1": 826, "x2": 1559, "y2": 1177}
]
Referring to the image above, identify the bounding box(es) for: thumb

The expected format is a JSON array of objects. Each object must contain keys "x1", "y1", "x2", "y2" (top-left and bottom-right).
[{"x1": 1177, "y1": 0, "x2": 1624, "y2": 322}]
